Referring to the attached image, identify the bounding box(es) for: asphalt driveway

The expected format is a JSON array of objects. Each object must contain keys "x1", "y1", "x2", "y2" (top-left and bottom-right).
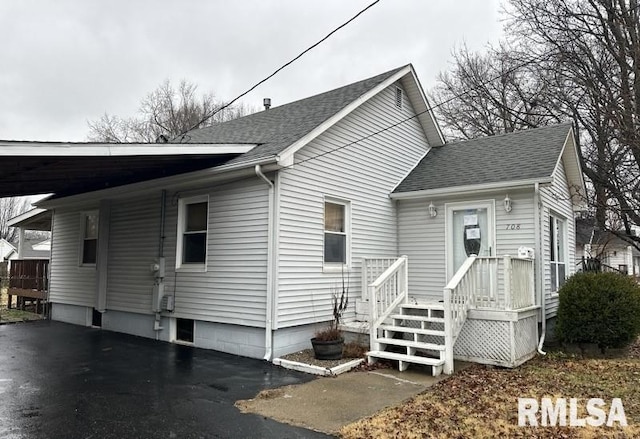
[{"x1": 0, "y1": 320, "x2": 331, "y2": 439}]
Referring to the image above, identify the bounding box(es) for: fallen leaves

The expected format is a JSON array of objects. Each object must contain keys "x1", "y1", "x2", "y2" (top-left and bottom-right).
[{"x1": 340, "y1": 353, "x2": 640, "y2": 438}]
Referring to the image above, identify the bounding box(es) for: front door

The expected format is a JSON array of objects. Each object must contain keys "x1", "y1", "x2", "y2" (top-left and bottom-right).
[{"x1": 446, "y1": 201, "x2": 496, "y2": 280}]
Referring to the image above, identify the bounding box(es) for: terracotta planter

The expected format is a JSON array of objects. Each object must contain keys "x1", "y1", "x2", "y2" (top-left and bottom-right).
[{"x1": 311, "y1": 337, "x2": 344, "y2": 360}]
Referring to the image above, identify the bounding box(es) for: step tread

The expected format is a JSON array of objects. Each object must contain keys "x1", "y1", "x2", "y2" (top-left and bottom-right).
[
  {"x1": 374, "y1": 337, "x2": 445, "y2": 351},
  {"x1": 389, "y1": 314, "x2": 445, "y2": 323},
  {"x1": 401, "y1": 303, "x2": 444, "y2": 311},
  {"x1": 379, "y1": 324, "x2": 445, "y2": 336},
  {"x1": 367, "y1": 350, "x2": 445, "y2": 366}
]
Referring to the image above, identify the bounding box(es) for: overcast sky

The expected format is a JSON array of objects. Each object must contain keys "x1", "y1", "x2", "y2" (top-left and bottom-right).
[{"x1": 0, "y1": 0, "x2": 504, "y2": 142}]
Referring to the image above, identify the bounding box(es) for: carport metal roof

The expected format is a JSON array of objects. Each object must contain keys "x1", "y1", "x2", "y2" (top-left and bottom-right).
[{"x1": 0, "y1": 141, "x2": 256, "y2": 197}]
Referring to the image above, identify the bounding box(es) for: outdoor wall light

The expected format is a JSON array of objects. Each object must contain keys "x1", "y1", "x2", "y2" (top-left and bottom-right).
[
  {"x1": 428, "y1": 201, "x2": 437, "y2": 218},
  {"x1": 504, "y1": 194, "x2": 513, "y2": 213}
]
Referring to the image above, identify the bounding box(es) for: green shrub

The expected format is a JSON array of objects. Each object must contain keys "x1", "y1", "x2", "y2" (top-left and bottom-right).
[{"x1": 556, "y1": 271, "x2": 640, "y2": 351}]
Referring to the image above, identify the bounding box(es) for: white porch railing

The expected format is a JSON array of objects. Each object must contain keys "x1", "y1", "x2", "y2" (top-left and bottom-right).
[
  {"x1": 469, "y1": 256, "x2": 535, "y2": 310},
  {"x1": 505, "y1": 256, "x2": 535, "y2": 310},
  {"x1": 442, "y1": 255, "x2": 535, "y2": 374},
  {"x1": 368, "y1": 255, "x2": 409, "y2": 351},
  {"x1": 443, "y1": 255, "x2": 479, "y2": 375},
  {"x1": 361, "y1": 257, "x2": 397, "y2": 299}
]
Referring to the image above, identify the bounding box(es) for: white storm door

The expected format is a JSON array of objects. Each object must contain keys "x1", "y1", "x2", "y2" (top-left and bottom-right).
[{"x1": 446, "y1": 201, "x2": 496, "y2": 280}]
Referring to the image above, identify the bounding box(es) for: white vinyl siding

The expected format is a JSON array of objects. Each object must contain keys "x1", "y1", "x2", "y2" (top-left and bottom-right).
[
  {"x1": 398, "y1": 190, "x2": 536, "y2": 301},
  {"x1": 277, "y1": 83, "x2": 430, "y2": 327},
  {"x1": 164, "y1": 178, "x2": 269, "y2": 327},
  {"x1": 540, "y1": 160, "x2": 576, "y2": 318},
  {"x1": 397, "y1": 198, "x2": 447, "y2": 301},
  {"x1": 106, "y1": 194, "x2": 160, "y2": 313},
  {"x1": 49, "y1": 209, "x2": 97, "y2": 307}
]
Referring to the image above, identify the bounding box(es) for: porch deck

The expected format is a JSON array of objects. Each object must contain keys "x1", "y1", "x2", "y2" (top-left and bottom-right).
[{"x1": 351, "y1": 255, "x2": 539, "y2": 375}]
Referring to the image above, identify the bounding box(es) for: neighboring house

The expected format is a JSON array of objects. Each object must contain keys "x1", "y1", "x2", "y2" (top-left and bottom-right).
[
  {"x1": 575, "y1": 218, "x2": 640, "y2": 276},
  {"x1": 20, "y1": 238, "x2": 51, "y2": 260},
  {"x1": 3, "y1": 65, "x2": 586, "y2": 375},
  {"x1": 0, "y1": 238, "x2": 17, "y2": 264}
]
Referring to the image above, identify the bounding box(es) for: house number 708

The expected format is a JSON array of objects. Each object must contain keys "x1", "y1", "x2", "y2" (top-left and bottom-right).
[{"x1": 506, "y1": 224, "x2": 521, "y2": 230}]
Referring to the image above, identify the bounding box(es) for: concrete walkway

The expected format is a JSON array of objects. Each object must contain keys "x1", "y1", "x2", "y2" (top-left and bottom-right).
[{"x1": 237, "y1": 367, "x2": 448, "y2": 434}]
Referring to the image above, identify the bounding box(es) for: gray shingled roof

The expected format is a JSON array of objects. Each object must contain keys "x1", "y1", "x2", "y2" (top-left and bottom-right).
[
  {"x1": 175, "y1": 66, "x2": 407, "y2": 165},
  {"x1": 393, "y1": 123, "x2": 573, "y2": 193}
]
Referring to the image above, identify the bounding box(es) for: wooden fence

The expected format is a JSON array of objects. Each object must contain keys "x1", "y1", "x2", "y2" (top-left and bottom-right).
[{"x1": 7, "y1": 259, "x2": 49, "y2": 313}]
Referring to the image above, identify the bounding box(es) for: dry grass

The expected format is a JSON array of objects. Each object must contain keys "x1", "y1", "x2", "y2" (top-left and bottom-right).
[
  {"x1": 0, "y1": 308, "x2": 42, "y2": 323},
  {"x1": 340, "y1": 350, "x2": 640, "y2": 438}
]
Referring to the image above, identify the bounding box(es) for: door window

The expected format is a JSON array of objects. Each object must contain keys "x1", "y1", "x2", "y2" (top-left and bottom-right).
[{"x1": 451, "y1": 207, "x2": 491, "y2": 273}]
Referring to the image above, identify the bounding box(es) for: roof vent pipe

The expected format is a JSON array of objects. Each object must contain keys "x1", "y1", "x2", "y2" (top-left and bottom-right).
[{"x1": 263, "y1": 98, "x2": 271, "y2": 110}]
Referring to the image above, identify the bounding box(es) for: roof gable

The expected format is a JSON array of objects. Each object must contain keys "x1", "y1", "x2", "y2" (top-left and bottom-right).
[
  {"x1": 179, "y1": 65, "x2": 444, "y2": 166},
  {"x1": 555, "y1": 128, "x2": 587, "y2": 211},
  {"x1": 0, "y1": 238, "x2": 17, "y2": 259},
  {"x1": 393, "y1": 123, "x2": 575, "y2": 195}
]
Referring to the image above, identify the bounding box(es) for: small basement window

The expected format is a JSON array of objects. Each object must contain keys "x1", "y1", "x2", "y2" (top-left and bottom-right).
[{"x1": 176, "y1": 318, "x2": 194, "y2": 343}]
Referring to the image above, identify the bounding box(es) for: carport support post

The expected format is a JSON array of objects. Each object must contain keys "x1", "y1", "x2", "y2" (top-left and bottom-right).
[{"x1": 17, "y1": 227, "x2": 25, "y2": 258}]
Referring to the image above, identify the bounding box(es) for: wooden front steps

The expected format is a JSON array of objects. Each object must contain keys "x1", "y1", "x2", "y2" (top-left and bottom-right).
[{"x1": 368, "y1": 301, "x2": 447, "y2": 376}]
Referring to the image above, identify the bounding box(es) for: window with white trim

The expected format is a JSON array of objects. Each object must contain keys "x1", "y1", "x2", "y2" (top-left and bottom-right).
[
  {"x1": 80, "y1": 212, "x2": 98, "y2": 265},
  {"x1": 324, "y1": 199, "x2": 349, "y2": 265},
  {"x1": 549, "y1": 214, "x2": 567, "y2": 292},
  {"x1": 176, "y1": 196, "x2": 208, "y2": 269}
]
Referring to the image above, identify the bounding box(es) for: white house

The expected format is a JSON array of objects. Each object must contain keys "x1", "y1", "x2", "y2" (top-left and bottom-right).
[
  {"x1": 0, "y1": 238, "x2": 17, "y2": 263},
  {"x1": 576, "y1": 219, "x2": 640, "y2": 276},
  {"x1": 2, "y1": 65, "x2": 585, "y2": 375}
]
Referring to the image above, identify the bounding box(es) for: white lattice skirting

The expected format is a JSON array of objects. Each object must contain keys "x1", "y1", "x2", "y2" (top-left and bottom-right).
[{"x1": 453, "y1": 308, "x2": 539, "y2": 368}]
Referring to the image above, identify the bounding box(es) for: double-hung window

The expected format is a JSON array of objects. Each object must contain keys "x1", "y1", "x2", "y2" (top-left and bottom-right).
[
  {"x1": 177, "y1": 195, "x2": 208, "y2": 270},
  {"x1": 324, "y1": 199, "x2": 349, "y2": 265},
  {"x1": 81, "y1": 212, "x2": 99, "y2": 265},
  {"x1": 549, "y1": 214, "x2": 567, "y2": 292}
]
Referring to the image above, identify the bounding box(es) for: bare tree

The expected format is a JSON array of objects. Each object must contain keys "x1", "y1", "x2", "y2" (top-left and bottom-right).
[
  {"x1": 430, "y1": 44, "x2": 564, "y2": 141},
  {"x1": 88, "y1": 80, "x2": 252, "y2": 142},
  {"x1": 507, "y1": 0, "x2": 640, "y2": 248},
  {"x1": 430, "y1": 0, "x2": 640, "y2": 251},
  {"x1": 0, "y1": 197, "x2": 31, "y2": 244}
]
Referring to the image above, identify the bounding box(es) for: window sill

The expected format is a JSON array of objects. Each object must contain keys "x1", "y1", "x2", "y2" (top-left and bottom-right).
[
  {"x1": 176, "y1": 264, "x2": 207, "y2": 273},
  {"x1": 323, "y1": 264, "x2": 351, "y2": 274},
  {"x1": 78, "y1": 264, "x2": 97, "y2": 270}
]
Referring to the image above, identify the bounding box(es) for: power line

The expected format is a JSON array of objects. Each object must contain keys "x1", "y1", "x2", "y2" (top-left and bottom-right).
[
  {"x1": 281, "y1": 1, "x2": 640, "y2": 171},
  {"x1": 284, "y1": 52, "x2": 551, "y2": 169},
  {"x1": 175, "y1": 0, "x2": 382, "y2": 141}
]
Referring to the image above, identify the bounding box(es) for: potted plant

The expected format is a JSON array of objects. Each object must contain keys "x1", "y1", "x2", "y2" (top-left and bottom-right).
[{"x1": 311, "y1": 269, "x2": 349, "y2": 360}]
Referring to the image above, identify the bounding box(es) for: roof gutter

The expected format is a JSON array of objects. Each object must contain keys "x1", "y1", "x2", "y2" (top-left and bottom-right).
[
  {"x1": 390, "y1": 177, "x2": 553, "y2": 200},
  {"x1": 37, "y1": 156, "x2": 279, "y2": 209}
]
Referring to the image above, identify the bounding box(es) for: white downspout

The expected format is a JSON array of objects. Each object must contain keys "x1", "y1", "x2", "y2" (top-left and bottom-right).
[
  {"x1": 153, "y1": 190, "x2": 167, "y2": 336},
  {"x1": 535, "y1": 182, "x2": 546, "y2": 355},
  {"x1": 255, "y1": 165, "x2": 275, "y2": 361}
]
